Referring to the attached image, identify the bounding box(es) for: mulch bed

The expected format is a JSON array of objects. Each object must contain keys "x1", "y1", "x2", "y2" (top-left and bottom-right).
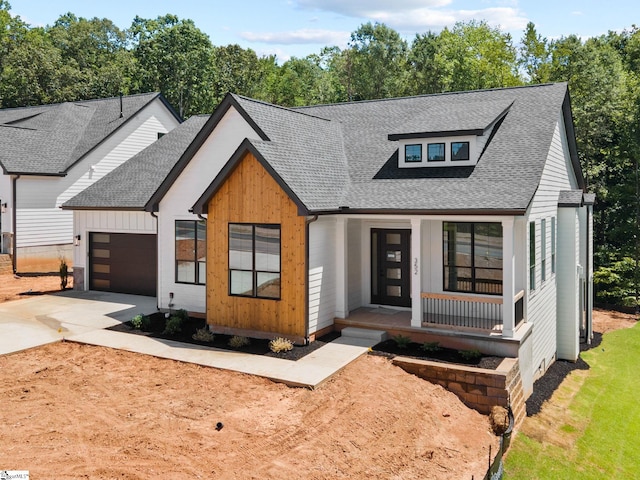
[
  {"x1": 107, "y1": 312, "x2": 340, "y2": 361},
  {"x1": 525, "y1": 333, "x2": 602, "y2": 416},
  {"x1": 370, "y1": 339, "x2": 503, "y2": 370}
]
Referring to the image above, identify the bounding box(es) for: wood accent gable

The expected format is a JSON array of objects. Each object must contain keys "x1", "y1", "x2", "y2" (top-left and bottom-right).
[{"x1": 206, "y1": 152, "x2": 307, "y2": 339}]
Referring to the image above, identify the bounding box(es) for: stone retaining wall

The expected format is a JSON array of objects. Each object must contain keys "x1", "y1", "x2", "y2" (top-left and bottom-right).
[{"x1": 392, "y1": 356, "x2": 526, "y2": 425}]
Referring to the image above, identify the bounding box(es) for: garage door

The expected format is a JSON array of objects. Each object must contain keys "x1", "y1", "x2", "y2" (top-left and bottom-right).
[{"x1": 89, "y1": 232, "x2": 157, "y2": 296}]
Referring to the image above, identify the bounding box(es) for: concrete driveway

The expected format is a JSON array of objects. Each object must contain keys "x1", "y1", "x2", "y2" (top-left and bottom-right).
[{"x1": 0, "y1": 290, "x2": 157, "y2": 355}]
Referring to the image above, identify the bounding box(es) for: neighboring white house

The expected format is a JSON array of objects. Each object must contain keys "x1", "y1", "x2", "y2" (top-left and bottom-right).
[
  {"x1": 0, "y1": 93, "x2": 181, "y2": 273},
  {"x1": 63, "y1": 83, "x2": 594, "y2": 398}
]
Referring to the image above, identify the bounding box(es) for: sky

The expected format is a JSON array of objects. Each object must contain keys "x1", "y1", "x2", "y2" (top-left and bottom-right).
[{"x1": 10, "y1": 0, "x2": 640, "y2": 61}]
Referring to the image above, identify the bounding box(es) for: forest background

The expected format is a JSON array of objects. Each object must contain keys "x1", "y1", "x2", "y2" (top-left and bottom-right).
[{"x1": 2, "y1": 0, "x2": 639, "y2": 306}]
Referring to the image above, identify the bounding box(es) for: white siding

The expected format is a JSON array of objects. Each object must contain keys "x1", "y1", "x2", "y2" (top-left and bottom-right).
[
  {"x1": 526, "y1": 115, "x2": 579, "y2": 375},
  {"x1": 157, "y1": 107, "x2": 260, "y2": 314},
  {"x1": 308, "y1": 217, "x2": 337, "y2": 334},
  {"x1": 556, "y1": 207, "x2": 580, "y2": 360},
  {"x1": 0, "y1": 173, "x2": 11, "y2": 234},
  {"x1": 14, "y1": 98, "x2": 179, "y2": 249}
]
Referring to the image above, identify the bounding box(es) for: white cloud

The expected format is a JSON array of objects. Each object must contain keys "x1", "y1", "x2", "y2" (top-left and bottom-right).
[
  {"x1": 240, "y1": 28, "x2": 350, "y2": 47},
  {"x1": 571, "y1": 11, "x2": 584, "y2": 16},
  {"x1": 294, "y1": 0, "x2": 452, "y2": 17}
]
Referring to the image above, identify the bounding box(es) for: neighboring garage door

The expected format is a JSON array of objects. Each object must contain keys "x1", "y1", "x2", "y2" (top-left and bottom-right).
[{"x1": 89, "y1": 232, "x2": 157, "y2": 296}]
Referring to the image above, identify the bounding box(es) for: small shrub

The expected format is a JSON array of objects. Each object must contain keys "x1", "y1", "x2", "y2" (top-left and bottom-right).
[
  {"x1": 174, "y1": 309, "x2": 190, "y2": 322},
  {"x1": 59, "y1": 257, "x2": 69, "y2": 290},
  {"x1": 392, "y1": 334, "x2": 412, "y2": 349},
  {"x1": 458, "y1": 349, "x2": 482, "y2": 361},
  {"x1": 228, "y1": 335, "x2": 250, "y2": 348},
  {"x1": 163, "y1": 315, "x2": 183, "y2": 335},
  {"x1": 269, "y1": 337, "x2": 293, "y2": 353},
  {"x1": 131, "y1": 314, "x2": 145, "y2": 330},
  {"x1": 421, "y1": 341, "x2": 441, "y2": 353},
  {"x1": 192, "y1": 327, "x2": 214, "y2": 342}
]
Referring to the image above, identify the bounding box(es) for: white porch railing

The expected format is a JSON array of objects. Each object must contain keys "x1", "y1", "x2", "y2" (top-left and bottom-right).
[{"x1": 421, "y1": 290, "x2": 524, "y2": 332}]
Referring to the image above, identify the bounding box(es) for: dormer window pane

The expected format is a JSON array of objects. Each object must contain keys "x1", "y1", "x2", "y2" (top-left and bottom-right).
[
  {"x1": 427, "y1": 143, "x2": 445, "y2": 162},
  {"x1": 451, "y1": 142, "x2": 469, "y2": 160},
  {"x1": 451, "y1": 141, "x2": 469, "y2": 161},
  {"x1": 405, "y1": 144, "x2": 422, "y2": 162}
]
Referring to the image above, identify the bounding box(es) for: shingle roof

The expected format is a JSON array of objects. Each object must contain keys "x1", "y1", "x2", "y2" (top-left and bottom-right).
[
  {"x1": 0, "y1": 93, "x2": 176, "y2": 175},
  {"x1": 62, "y1": 115, "x2": 208, "y2": 210}
]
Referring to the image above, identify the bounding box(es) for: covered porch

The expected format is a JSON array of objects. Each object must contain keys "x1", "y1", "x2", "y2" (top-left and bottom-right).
[{"x1": 330, "y1": 215, "x2": 528, "y2": 351}]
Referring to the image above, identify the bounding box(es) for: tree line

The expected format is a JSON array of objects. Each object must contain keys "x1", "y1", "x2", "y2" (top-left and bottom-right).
[{"x1": 2, "y1": 1, "x2": 640, "y2": 305}]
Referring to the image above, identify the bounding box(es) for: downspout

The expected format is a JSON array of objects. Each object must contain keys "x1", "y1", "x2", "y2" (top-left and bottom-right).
[
  {"x1": 150, "y1": 211, "x2": 159, "y2": 311},
  {"x1": 11, "y1": 175, "x2": 19, "y2": 274},
  {"x1": 585, "y1": 204, "x2": 592, "y2": 344},
  {"x1": 304, "y1": 215, "x2": 319, "y2": 345}
]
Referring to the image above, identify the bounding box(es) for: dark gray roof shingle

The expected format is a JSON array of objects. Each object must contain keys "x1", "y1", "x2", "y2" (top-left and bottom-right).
[
  {"x1": 62, "y1": 115, "x2": 208, "y2": 209},
  {"x1": 0, "y1": 93, "x2": 169, "y2": 175}
]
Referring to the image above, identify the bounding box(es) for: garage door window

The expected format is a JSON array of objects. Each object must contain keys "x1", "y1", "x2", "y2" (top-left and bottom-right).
[{"x1": 175, "y1": 220, "x2": 206, "y2": 284}]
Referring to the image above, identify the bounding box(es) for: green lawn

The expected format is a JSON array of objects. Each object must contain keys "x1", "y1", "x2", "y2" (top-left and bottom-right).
[{"x1": 504, "y1": 322, "x2": 640, "y2": 479}]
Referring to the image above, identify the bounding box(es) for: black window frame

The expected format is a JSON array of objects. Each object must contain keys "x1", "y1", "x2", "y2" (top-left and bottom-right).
[
  {"x1": 405, "y1": 144, "x2": 422, "y2": 162},
  {"x1": 529, "y1": 221, "x2": 536, "y2": 290},
  {"x1": 228, "y1": 223, "x2": 281, "y2": 300},
  {"x1": 451, "y1": 141, "x2": 470, "y2": 161},
  {"x1": 427, "y1": 142, "x2": 446, "y2": 162},
  {"x1": 175, "y1": 220, "x2": 206, "y2": 285},
  {"x1": 443, "y1": 222, "x2": 503, "y2": 295}
]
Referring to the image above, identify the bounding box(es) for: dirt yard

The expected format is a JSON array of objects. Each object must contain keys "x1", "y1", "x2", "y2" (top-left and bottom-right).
[
  {"x1": 0, "y1": 272, "x2": 72, "y2": 303},
  {"x1": 0, "y1": 274, "x2": 497, "y2": 479}
]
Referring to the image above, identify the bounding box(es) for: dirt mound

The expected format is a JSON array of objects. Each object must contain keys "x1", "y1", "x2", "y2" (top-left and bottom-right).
[{"x1": 0, "y1": 342, "x2": 497, "y2": 479}]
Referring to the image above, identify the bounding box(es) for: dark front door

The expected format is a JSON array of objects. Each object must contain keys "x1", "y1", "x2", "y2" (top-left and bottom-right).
[{"x1": 371, "y1": 229, "x2": 411, "y2": 307}]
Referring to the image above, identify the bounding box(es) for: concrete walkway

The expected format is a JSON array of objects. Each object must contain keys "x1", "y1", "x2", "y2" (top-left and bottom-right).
[{"x1": 0, "y1": 291, "x2": 374, "y2": 388}]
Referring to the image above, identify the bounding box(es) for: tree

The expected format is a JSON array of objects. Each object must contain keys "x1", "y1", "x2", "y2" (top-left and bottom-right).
[
  {"x1": 211, "y1": 44, "x2": 266, "y2": 104},
  {"x1": 435, "y1": 21, "x2": 521, "y2": 91},
  {"x1": 519, "y1": 22, "x2": 551, "y2": 83},
  {"x1": 407, "y1": 32, "x2": 446, "y2": 95},
  {"x1": 130, "y1": 15, "x2": 215, "y2": 117},
  {"x1": 344, "y1": 22, "x2": 408, "y2": 100}
]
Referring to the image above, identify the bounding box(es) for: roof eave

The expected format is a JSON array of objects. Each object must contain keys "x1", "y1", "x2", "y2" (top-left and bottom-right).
[{"x1": 307, "y1": 207, "x2": 527, "y2": 216}]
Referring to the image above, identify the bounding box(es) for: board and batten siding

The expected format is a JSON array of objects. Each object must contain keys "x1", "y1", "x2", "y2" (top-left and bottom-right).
[
  {"x1": 156, "y1": 106, "x2": 259, "y2": 314},
  {"x1": 205, "y1": 152, "x2": 307, "y2": 340},
  {"x1": 72, "y1": 210, "x2": 157, "y2": 273},
  {"x1": 347, "y1": 219, "x2": 363, "y2": 311},
  {"x1": 308, "y1": 217, "x2": 337, "y2": 334},
  {"x1": 526, "y1": 114, "x2": 579, "y2": 377},
  {"x1": 14, "y1": 100, "x2": 179, "y2": 250}
]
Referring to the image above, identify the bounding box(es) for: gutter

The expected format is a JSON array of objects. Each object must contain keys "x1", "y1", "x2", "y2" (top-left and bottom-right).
[{"x1": 11, "y1": 175, "x2": 19, "y2": 273}]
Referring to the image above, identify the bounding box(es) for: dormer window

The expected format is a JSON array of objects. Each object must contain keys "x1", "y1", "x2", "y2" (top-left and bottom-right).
[
  {"x1": 427, "y1": 143, "x2": 445, "y2": 162},
  {"x1": 451, "y1": 142, "x2": 469, "y2": 161},
  {"x1": 405, "y1": 144, "x2": 422, "y2": 162}
]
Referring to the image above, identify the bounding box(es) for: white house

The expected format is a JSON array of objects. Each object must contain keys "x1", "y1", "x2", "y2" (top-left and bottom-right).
[
  {"x1": 0, "y1": 93, "x2": 181, "y2": 273},
  {"x1": 63, "y1": 83, "x2": 594, "y2": 397}
]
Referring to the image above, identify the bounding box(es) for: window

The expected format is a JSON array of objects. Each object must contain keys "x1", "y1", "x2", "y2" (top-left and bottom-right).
[
  {"x1": 405, "y1": 144, "x2": 422, "y2": 162},
  {"x1": 541, "y1": 219, "x2": 546, "y2": 282},
  {"x1": 529, "y1": 221, "x2": 536, "y2": 290},
  {"x1": 551, "y1": 217, "x2": 556, "y2": 274},
  {"x1": 157, "y1": 132, "x2": 166, "y2": 139},
  {"x1": 443, "y1": 222, "x2": 503, "y2": 295},
  {"x1": 175, "y1": 220, "x2": 206, "y2": 284},
  {"x1": 229, "y1": 223, "x2": 280, "y2": 299},
  {"x1": 427, "y1": 143, "x2": 445, "y2": 162},
  {"x1": 451, "y1": 141, "x2": 470, "y2": 161}
]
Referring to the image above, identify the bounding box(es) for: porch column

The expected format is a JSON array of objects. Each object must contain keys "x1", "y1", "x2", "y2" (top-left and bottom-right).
[
  {"x1": 335, "y1": 217, "x2": 349, "y2": 318},
  {"x1": 411, "y1": 218, "x2": 423, "y2": 327},
  {"x1": 502, "y1": 218, "x2": 515, "y2": 338}
]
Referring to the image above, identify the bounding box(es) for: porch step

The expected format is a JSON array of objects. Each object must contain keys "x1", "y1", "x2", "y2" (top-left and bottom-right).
[
  {"x1": 0, "y1": 254, "x2": 12, "y2": 275},
  {"x1": 340, "y1": 327, "x2": 388, "y2": 344}
]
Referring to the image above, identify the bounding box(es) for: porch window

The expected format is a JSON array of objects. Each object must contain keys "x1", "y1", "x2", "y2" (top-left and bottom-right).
[
  {"x1": 175, "y1": 220, "x2": 206, "y2": 285},
  {"x1": 229, "y1": 223, "x2": 280, "y2": 299},
  {"x1": 443, "y1": 222, "x2": 502, "y2": 295}
]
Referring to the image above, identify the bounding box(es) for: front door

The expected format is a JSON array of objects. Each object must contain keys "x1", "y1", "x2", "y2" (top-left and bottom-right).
[{"x1": 371, "y1": 229, "x2": 411, "y2": 307}]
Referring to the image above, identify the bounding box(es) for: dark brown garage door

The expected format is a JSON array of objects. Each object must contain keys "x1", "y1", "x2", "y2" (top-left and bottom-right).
[{"x1": 89, "y1": 232, "x2": 157, "y2": 296}]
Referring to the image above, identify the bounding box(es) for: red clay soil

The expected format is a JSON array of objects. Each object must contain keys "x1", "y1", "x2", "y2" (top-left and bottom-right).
[
  {"x1": 0, "y1": 274, "x2": 497, "y2": 479},
  {"x1": 0, "y1": 272, "x2": 72, "y2": 303}
]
